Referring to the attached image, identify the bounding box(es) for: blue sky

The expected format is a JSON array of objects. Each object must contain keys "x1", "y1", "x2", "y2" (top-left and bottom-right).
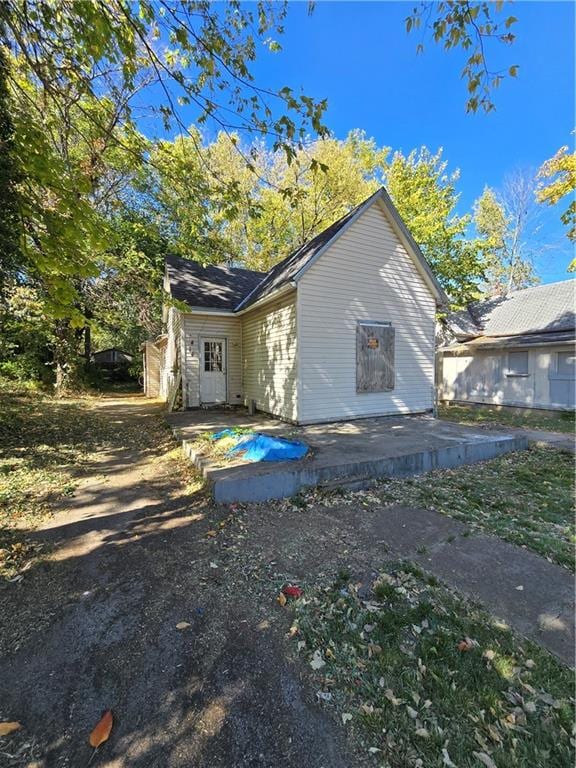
[
  {"x1": 249, "y1": 1, "x2": 575, "y2": 283},
  {"x1": 147, "y1": 1, "x2": 575, "y2": 283}
]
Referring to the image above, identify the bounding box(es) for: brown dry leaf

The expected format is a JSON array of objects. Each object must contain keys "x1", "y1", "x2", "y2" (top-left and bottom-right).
[
  {"x1": 384, "y1": 689, "x2": 403, "y2": 706},
  {"x1": 0, "y1": 721, "x2": 21, "y2": 736},
  {"x1": 89, "y1": 710, "x2": 113, "y2": 749},
  {"x1": 206, "y1": 530, "x2": 217, "y2": 538},
  {"x1": 277, "y1": 592, "x2": 287, "y2": 607},
  {"x1": 473, "y1": 752, "x2": 497, "y2": 768},
  {"x1": 176, "y1": 621, "x2": 191, "y2": 630},
  {"x1": 457, "y1": 637, "x2": 476, "y2": 652}
]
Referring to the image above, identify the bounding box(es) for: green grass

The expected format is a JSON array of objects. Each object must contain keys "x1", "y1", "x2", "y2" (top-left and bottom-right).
[
  {"x1": 0, "y1": 389, "x2": 121, "y2": 579},
  {"x1": 377, "y1": 447, "x2": 575, "y2": 571},
  {"x1": 439, "y1": 403, "x2": 575, "y2": 434},
  {"x1": 294, "y1": 564, "x2": 574, "y2": 767}
]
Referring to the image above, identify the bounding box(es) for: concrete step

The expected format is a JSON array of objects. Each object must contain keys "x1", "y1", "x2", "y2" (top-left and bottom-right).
[{"x1": 189, "y1": 432, "x2": 529, "y2": 504}]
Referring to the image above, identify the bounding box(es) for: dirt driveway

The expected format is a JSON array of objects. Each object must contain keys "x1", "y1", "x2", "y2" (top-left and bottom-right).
[
  {"x1": 0, "y1": 396, "x2": 358, "y2": 768},
  {"x1": 0, "y1": 395, "x2": 573, "y2": 766}
]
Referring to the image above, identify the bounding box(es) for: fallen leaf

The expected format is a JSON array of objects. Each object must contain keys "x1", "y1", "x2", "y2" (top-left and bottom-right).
[
  {"x1": 282, "y1": 585, "x2": 303, "y2": 599},
  {"x1": 406, "y1": 706, "x2": 418, "y2": 719},
  {"x1": 175, "y1": 621, "x2": 191, "y2": 630},
  {"x1": 515, "y1": 585, "x2": 524, "y2": 591},
  {"x1": 457, "y1": 637, "x2": 476, "y2": 652},
  {"x1": 442, "y1": 748, "x2": 457, "y2": 767},
  {"x1": 524, "y1": 659, "x2": 535, "y2": 669},
  {"x1": 310, "y1": 650, "x2": 325, "y2": 670},
  {"x1": 384, "y1": 689, "x2": 403, "y2": 706},
  {"x1": 205, "y1": 530, "x2": 217, "y2": 538},
  {"x1": 415, "y1": 727, "x2": 430, "y2": 738},
  {"x1": 0, "y1": 722, "x2": 21, "y2": 736},
  {"x1": 277, "y1": 592, "x2": 287, "y2": 607},
  {"x1": 316, "y1": 691, "x2": 332, "y2": 702},
  {"x1": 89, "y1": 710, "x2": 113, "y2": 749},
  {"x1": 341, "y1": 712, "x2": 352, "y2": 724},
  {"x1": 368, "y1": 747, "x2": 381, "y2": 754},
  {"x1": 473, "y1": 752, "x2": 497, "y2": 768}
]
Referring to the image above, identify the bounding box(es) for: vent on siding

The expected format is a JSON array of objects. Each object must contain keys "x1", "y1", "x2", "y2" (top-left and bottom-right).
[{"x1": 356, "y1": 321, "x2": 395, "y2": 393}]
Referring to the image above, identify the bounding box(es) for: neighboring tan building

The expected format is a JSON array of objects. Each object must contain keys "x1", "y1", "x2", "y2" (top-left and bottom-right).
[
  {"x1": 142, "y1": 188, "x2": 447, "y2": 424},
  {"x1": 440, "y1": 280, "x2": 575, "y2": 411}
]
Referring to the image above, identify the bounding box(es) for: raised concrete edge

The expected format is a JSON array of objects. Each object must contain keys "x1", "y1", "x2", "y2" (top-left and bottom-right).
[{"x1": 178, "y1": 431, "x2": 528, "y2": 504}]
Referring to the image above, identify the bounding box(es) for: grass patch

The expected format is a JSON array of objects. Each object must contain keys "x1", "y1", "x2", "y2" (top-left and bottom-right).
[
  {"x1": 439, "y1": 403, "x2": 575, "y2": 434},
  {"x1": 377, "y1": 447, "x2": 575, "y2": 571},
  {"x1": 294, "y1": 565, "x2": 574, "y2": 767},
  {"x1": 0, "y1": 388, "x2": 180, "y2": 580}
]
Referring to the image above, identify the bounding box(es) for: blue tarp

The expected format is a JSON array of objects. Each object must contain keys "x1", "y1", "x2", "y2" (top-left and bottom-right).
[{"x1": 211, "y1": 429, "x2": 308, "y2": 462}]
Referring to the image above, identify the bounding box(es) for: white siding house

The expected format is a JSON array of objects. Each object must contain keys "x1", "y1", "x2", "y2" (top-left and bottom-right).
[
  {"x1": 143, "y1": 188, "x2": 447, "y2": 423},
  {"x1": 440, "y1": 280, "x2": 575, "y2": 411},
  {"x1": 242, "y1": 292, "x2": 298, "y2": 422},
  {"x1": 297, "y1": 203, "x2": 436, "y2": 423}
]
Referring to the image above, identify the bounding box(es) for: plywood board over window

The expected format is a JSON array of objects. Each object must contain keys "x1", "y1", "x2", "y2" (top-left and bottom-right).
[{"x1": 356, "y1": 321, "x2": 395, "y2": 392}]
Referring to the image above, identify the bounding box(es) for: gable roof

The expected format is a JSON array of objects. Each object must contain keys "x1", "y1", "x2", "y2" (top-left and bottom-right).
[
  {"x1": 165, "y1": 188, "x2": 448, "y2": 312},
  {"x1": 444, "y1": 280, "x2": 576, "y2": 342},
  {"x1": 165, "y1": 254, "x2": 265, "y2": 311},
  {"x1": 236, "y1": 187, "x2": 447, "y2": 310}
]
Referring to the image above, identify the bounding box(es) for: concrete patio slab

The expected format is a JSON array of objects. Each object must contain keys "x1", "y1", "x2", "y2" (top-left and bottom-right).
[{"x1": 167, "y1": 409, "x2": 528, "y2": 503}]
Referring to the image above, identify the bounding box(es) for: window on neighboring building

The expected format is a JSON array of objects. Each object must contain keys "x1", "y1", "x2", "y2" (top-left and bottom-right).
[
  {"x1": 506, "y1": 350, "x2": 529, "y2": 376},
  {"x1": 557, "y1": 351, "x2": 575, "y2": 376}
]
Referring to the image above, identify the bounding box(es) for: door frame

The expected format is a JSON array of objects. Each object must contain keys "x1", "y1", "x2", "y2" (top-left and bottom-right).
[{"x1": 199, "y1": 336, "x2": 228, "y2": 404}]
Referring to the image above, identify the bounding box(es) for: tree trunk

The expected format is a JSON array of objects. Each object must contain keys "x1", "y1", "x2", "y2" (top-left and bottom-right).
[
  {"x1": 53, "y1": 320, "x2": 75, "y2": 397},
  {"x1": 84, "y1": 324, "x2": 91, "y2": 366}
]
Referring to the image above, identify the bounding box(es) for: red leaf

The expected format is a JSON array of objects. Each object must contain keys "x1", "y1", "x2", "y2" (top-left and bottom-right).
[
  {"x1": 282, "y1": 585, "x2": 303, "y2": 599},
  {"x1": 89, "y1": 710, "x2": 113, "y2": 749}
]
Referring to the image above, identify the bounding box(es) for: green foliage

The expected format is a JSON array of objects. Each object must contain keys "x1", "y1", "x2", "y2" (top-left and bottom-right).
[
  {"x1": 384, "y1": 147, "x2": 485, "y2": 306},
  {"x1": 87, "y1": 210, "x2": 171, "y2": 354},
  {"x1": 146, "y1": 130, "x2": 485, "y2": 305},
  {"x1": 474, "y1": 178, "x2": 539, "y2": 295},
  {"x1": 0, "y1": 284, "x2": 54, "y2": 384},
  {"x1": 406, "y1": 1, "x2": 519, "y2": 113},
  {"x1": 536, "y1": 145, "x2": 576, "y2": 251},
  {"x1": 0, "y1": 45, "x2": 20, "y2": 284},
  {"x1": 1, "y1": 1, "x2": 328, "y2": 169}
]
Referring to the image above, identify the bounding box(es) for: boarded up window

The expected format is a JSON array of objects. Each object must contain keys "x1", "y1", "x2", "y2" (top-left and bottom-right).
[{"x1": 356, "y1": 322, "x2": 395, "y2": 393}]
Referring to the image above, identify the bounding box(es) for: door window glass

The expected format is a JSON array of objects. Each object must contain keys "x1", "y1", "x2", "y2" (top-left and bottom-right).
[{"x1": 204, "y1": 341, "x2": 223, "y2": 372}]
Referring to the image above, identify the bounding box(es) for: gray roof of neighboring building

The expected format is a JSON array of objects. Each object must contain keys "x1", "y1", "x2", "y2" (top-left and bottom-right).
[
  {"x1": 165, "y1": 254, "x2": 265, "y2": 311},
  {"x1": 165, "y1": 188, "x2": 448, "y2": 312},
  {"x1": 444, "y1": 328, "x2": 575, "y2": 353},
  {"x1": 445, "y1": 280, "x2": 576, "y2": 342}
]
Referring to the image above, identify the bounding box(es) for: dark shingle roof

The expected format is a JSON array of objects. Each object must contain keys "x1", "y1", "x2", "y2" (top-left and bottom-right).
[
  {"x1": 444, "y1": 280, "x2": 576, "y2": 341},
  {"x1": 166, "y1": 188, "x2": 447, "y2": 312},
  {"x1": 165, "y1": 254, "x2": 265, "y2": 311}
]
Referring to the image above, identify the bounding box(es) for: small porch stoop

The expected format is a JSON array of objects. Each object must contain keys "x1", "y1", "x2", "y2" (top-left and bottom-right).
[{"x1": 167, "y1": 410, "x2": 528, "y2": 504}]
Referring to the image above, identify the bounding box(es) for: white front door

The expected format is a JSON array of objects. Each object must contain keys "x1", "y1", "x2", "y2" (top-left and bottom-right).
[{"x1": 200, "y1": 337, "x2": 227, "y2": 404}]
